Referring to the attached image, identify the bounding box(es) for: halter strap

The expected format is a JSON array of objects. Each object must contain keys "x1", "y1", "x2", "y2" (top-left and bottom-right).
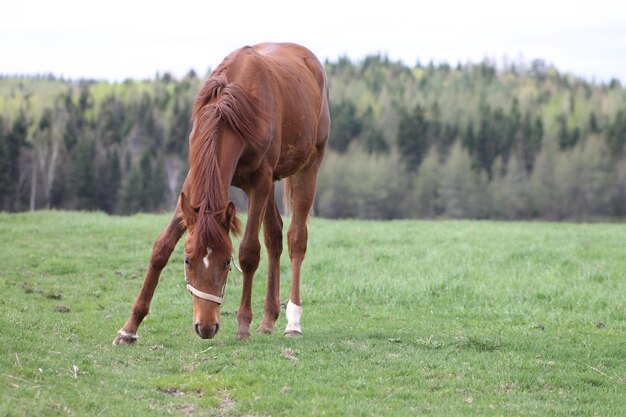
[
  {"x1": 183, "y1": 253, "x2": 224, "y2": 304},
  {"x1": 185, "y1": 283, "x2": 224, "y2": 304},
  {"x1": 183, "y1": 256, "x2": 240, "y2": 304}
]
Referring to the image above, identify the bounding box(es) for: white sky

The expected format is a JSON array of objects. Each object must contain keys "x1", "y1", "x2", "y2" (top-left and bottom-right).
[{"x1": 2, "y1": 0, "x2": 626, "y2": 83}]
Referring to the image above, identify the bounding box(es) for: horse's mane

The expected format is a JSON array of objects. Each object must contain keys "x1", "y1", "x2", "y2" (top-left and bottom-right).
[{"x1": 188, "y1": 73, "x2": 266, "y2": 258}]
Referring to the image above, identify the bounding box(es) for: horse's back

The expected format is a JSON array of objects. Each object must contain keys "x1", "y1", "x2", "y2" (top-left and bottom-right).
[
  {"x1": 254, "y1": 43, "x2": 327, "y2": 92},
  {"x1": 255, "y1": 42, "x2": 329, "y2": 141},
  {"x1": 215, "y1": 43, "x2": 329, "y2": 181},
  {"x1": 258, "y1": 43, "x2": 329, "y2": 175}
]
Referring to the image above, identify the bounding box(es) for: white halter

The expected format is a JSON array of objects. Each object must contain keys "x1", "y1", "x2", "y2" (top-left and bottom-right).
[
  {"x1": 184, "y1": 256, "x2": 241, "y2": 304},
  {"x1": 185, "y1": 281, "x2": 224, "y2": 304}
]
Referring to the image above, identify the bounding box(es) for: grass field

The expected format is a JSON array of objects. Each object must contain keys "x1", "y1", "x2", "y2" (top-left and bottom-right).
[{"x1": 0, "y1": 211, "x2": 624, "y2": 416}]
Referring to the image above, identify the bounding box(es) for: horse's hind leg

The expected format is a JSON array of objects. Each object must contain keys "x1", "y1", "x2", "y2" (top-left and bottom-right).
[
  {"x1": 285, "y1": 154, "x2": 324, "y2": 336},
  {"x1": 258, "y1": 187, "x2": 283, "y2": 334},
  {"x1": 113, "y1": 207, "x2": 185, "y2": 345}
]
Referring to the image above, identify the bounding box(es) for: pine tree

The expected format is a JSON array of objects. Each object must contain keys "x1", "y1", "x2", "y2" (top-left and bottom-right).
[
  {"x1": 413, "y1": 147, "x2": 441, "y2": 218},
  {"x1": 490, "y1": 154, "x2": 530, "y2": 219},
  {"x1": 167, "y1": 98, "x2": 192, "y2": 156},
  {"x1": 476, "y1": 104, "x2": 510, "y2": 176},
  {"x1": 4, "y1": 109, "x2": 30, "y2": 210},
  {"x1": 120, "y1": 166, "x2": 142, "y2": 215},
  {"x1": 138, "y1": 151, "x2": 153, "y2": 211},
  {"x1": 560, "y1": 137, "x2": 616, "y2": 218},
  {"x1": 149, "y1": 157, "x2": 167, "y2": 211},
  {"x1": 607, "y1": 110, "x2": 626, "y2": 153},
  {"x1": 397, "y1": 104, "x2": 428, "y2": 170},
  {"x1": 529, "y1": 142, "x2": 561, "y2": 219},
  {"x1": 96, "y1": 149, "x2": 121, "y2": 214},
  {"x1": 0, "y1": 121, "x2": 10, "y2": 209},
  {"x1": 440, "y1": 142, "x2": 477, "y2": 218},
  {"x1": 72, "y1": 138, "x2": 97, "y2": 210},
  {"x1": 329, "y1": 100, "x2": 362, "y2": 153}
]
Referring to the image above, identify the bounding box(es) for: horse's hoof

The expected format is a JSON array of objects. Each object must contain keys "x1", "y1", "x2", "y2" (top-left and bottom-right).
[
  {"x1": 284, "y1": 330, "x2": 302, "y2": 337},
  {"x1": 112, "y1": 330, "x2": 138, "y2": 345},
  {"x1": 236, "y1": 331, "x2": 250, "y2": 341},
  {"x1": 257, "y1": 323, "x2": 275, "y2": 335}
]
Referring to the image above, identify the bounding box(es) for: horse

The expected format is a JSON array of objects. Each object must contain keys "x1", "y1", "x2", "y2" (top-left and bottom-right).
[{"x1": 113, "y1": 42, "x2": 330, "y2": 343}]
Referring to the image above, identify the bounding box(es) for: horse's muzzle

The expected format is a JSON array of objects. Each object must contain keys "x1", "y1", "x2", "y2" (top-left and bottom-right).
[{"x1": 194, "y1": 322, "x2": 219, "y2": 339}]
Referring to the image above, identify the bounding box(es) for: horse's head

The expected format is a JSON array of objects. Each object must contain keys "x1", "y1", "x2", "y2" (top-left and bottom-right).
[{"x1": 179, "y1": 192, "x2": 238, "y2": 339}]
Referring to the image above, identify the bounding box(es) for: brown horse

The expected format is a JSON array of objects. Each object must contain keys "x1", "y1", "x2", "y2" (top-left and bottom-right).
[{"x1": 113, "y1": 43, "x2": 330, "y2": 343}]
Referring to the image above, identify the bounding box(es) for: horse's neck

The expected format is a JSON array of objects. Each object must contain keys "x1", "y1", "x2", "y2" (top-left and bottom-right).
[{"x1": 215, "y1": 128, "x2": 245, "y2": 201}]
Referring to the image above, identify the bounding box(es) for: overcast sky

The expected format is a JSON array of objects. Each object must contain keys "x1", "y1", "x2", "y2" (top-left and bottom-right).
[{"x1": 2, "y1": 0, "x2": 626, "y2": 83}]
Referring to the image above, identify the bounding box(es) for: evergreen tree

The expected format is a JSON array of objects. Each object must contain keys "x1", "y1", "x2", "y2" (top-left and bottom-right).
[
  {"x1": 329, "y1": 100, "x2": 362, "y2": 152},
  {"x1": 589, "y1": 112, "x2": 600, "y2": 133},
  {"x1": 464, "y1": 123, "x2": 476, "y2": 154},
  {"x1": 360, "y1": 106, "x2": 388, "y2": 153},
  {"x1": 529, "y1": 143, "x2": 560, "y2": 219},
  {"x1": 556, "y1": 137, "x2": 617, "y2": 218},
  {"x1": 397, "y1": 104, "x2": 428, "y2": 170},
  {"x1": 120, "y1": 166, "x2": 142, "y2": 215},
  {"x1": 362, "y1": 128, "x2": 388, "y2": 154},
  {"x1": 0, "y1": 121, "x2": 10, "y2": 209},
  {"x1": 97, "y1": 95, "x2": 125, "y2": 146},
  {"x1": 138, "y1": 151, "x2": 153, "y2": 211},
  {"x1": 4, "y1": 109, "x2": 30, "y2": 210},
  {"x1": 96, "y1": 148, "x2": 121, "y2": 214},
  {"x1": 557, "y1": 114, "x2": 580, "y2": 149},
  {"x1": 149, "y1": 157, "x2": 167, "y2": 211},
  {"x1": 607, "y1": 109, "x2": 626, "y2": 152},
  {"x1": 440, "y1": 142, "x2": 481, "y2": 218},
  {"x1": 72, "y1": 137, "x2": 97, "y2": 209},
  {"x1": 490, "y1": 154, "x2": 530, "y2": 219},
  {"x1": 519, "y1": 113, "x2": 543, "y2": 172},
  {"x1": 615, "y1": 157, "x2": 626, "y2": 216},
  {"x1": 168, "y1": 98, "x2": 192, "y2": 156},
  {"x1": 476, "y1": 104, "x2": 510, "y2": 176},
  {"x1": 413, "y1": 147, "x2": 441, "y2": 217},
  {"x1": 62, "y1": 90, "x2": 84, "y2": 151}
]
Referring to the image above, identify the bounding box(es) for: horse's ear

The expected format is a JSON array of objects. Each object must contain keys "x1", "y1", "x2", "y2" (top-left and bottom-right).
[
  {"x1": 180, "y1": 192, "x2": 197, "y2": 227},
  {"x1": 223, "y1": 201, "x2": 242, "y2": 236}
]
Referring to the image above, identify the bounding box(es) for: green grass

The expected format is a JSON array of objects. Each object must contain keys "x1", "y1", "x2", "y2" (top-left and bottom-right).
[{"x1": 1, "y1": 211, "x2": 624, "y2": 416}]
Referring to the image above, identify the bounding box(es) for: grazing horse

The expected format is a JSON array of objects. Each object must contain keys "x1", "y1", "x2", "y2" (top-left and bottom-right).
[{"x1": 113, "y1": 42, "x2": 330, "y2": 343}]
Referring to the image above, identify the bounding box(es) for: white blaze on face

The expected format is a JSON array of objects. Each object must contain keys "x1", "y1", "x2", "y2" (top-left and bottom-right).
[{"x1": 203, "y1": 248, "x2": 212, "y2": 269}]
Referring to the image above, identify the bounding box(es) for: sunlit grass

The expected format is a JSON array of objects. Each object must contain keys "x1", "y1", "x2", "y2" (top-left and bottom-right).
[{"x1": 1, "y1": 212, "x2": 624, "y2": 416}]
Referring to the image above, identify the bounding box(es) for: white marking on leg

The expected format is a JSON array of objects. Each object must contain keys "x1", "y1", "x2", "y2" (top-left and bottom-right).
[
  {"x1": 203, "y1": 248, "x2": 212, "y2": 269},
  {"x1": 117, "y1": 329, "x2": 138, "y2": 340},
  {"x1": 285, "y1": 300, "x2": 302, "y2": 334}
]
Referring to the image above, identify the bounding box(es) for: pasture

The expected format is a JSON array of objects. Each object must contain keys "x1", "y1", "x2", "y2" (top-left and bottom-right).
[{"x1": 0, "y1": 211, "x2": 624, "y2": 416}]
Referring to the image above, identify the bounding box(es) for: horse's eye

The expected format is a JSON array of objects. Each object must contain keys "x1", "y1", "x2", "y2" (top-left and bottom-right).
[
  {"x1": 184, "y1": 257, "x2": 191, "y2": 268},
  {"x1": 225, "y1": 259, "x2": 231, "y2": 270}
]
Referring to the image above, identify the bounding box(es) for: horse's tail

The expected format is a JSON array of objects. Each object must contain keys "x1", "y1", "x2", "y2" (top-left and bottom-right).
[
  {"x1": 283, "y1": 178, "x2": 315, "y2": 220},
  {"x1": 283, "y1": 178, "x2": 294, "y2": 216}
]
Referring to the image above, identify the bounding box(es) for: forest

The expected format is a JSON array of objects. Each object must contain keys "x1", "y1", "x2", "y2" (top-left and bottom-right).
[{"x1": 1, "y1": 56, "x2": 625, "y2": 220}]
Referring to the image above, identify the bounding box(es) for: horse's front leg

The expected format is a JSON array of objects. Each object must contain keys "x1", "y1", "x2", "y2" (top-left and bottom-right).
[
  {"x1": 257, "y1": 189, "x2": 283, "y2": 335},
  {"x1": 113, "y1": 208, "x2": 185, "y2": 345},
  {"x1": 236, "y1": 178, "x2": 273, "y2": 340}
]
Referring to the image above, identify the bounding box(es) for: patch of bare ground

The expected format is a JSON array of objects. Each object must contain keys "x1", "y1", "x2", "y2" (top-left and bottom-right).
[{"x1": 216, "y1": 389, "x2": 235, "y2": 416}]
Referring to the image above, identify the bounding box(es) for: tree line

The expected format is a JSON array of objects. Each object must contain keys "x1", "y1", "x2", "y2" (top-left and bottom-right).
[{"x1": 1, "y1": 57, "x2": 625, "y2": 220}]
